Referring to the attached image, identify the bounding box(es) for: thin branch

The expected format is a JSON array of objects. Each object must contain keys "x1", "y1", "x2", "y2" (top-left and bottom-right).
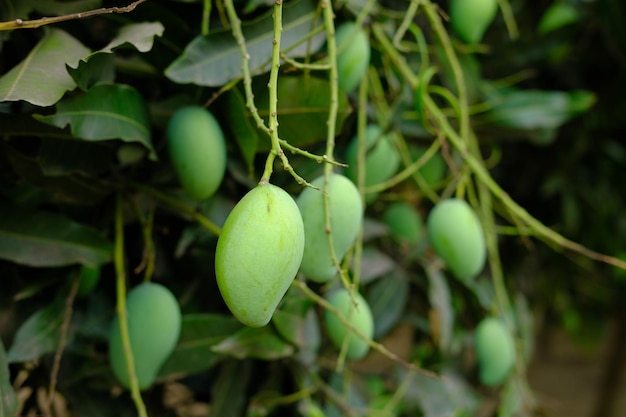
[{"x1": 0, "y1": 0, "x2": 149, "y2": 31}]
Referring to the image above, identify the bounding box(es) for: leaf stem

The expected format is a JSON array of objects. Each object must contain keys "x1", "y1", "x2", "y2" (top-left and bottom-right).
[{"x1": 114, "y1": 194, "x2": 148, "y2": 417}]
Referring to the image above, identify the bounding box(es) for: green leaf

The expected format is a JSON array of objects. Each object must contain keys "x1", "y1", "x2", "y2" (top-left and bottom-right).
[
  {"x1": 0, "y1": 205, "x2": 113, "y2": 267},
  {"x1": 367, "y1": 270, "x2": 410, "y2": 338},
  {"x1": 425, "y1": 264, "x2": 454, "y2": 352},
  {"x1": 67, "y1": 53, "x2": 115, "y2": 91},
  {"x1": 34, "y1": 83, "x2": 156, "y2": 160},
  {"x1": 7, "y1": 297, "x2": 66, "y2": 363},
  {"x1": 212, "y1": 326, "x2": 295, "y2": 360},
  {"x1": 210, "y1": 360, "x2": 251, "y2": 417},
  {"x1": 0, "y1": 28, "x2": 90, "y2": 106},
  {"x1": 165, "y1": 0, "x2": 325, "y2": 86},
  {"x1": 484, "y1": 88, "x2": 596, "y2": 131},
  {"x1": 253, "y1": 76, "x2": 352, "y2": 149},
  {"x1": 273, "y1": 292, "x2": 320, "y2": 350},
  {"x1": 0, "y1": 340, "x2": 18, "y2": 417},
  {"x1": 222, "y1": 89, "x2": 259, "y2": 172},
  {"x1": 157, "y1": 313, "x2": 243, "y2": 379}
]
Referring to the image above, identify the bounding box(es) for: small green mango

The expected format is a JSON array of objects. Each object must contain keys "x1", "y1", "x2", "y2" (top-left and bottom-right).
[
  {"x1": 427, "y1": 199, "x2": 486, "y2": 281},
  {"x1": 384, "y1": 202, "x2": 423, "y2": 246},
  {"x1": 215, "y1": 183, "x2": 305, "y2": 327},
  {"x1": 325, "y1": 288, "x2": 374, "y2": 360},
  {"x1": 345, "y1": 125, "x2": 401, "y2": 197},
  {"x1": 297, "y1": 174, "x2": 363, "y2": 283},
  {"x1": 408, "y1": 145, "x2": 447, "y2": 189},
  {"x1": 77, "y1": 265, "x2": 101, "y2": 297},
  {"x1": 475, "y1": 317, "x2": 516, "y2": 386},
  {"x1": 335, "y1": 22, "x2": 370, "y2": 93},
  {"x1": 449, "y1": 0, "x2": 499, "y2": 44},
  {"x1": 109, "y1": 282, "x2": 181, "y2": 390},
  {"x1": 166, "y1": 106, "x2": 227, "y2": 200}
]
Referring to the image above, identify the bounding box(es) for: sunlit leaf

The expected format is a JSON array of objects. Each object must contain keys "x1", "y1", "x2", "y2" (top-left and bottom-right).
[
  {"x1": 212, "y1": 326, "x2": 295, "y2": 360},
  {"x1": 0, "y1": 340, "x2": 18, "y2": 417},
  {"x1": 0, "y1": 28, "x2": 90, "y2": 106},
  {"x1": 158, "y1": 314, "x2": 243, "y2": 378},
  {"x1": 0, "y1": 205, "x2": 113, "y2": 267},
  {"x1": 34, "y1": 83, "x2": 156, "y2": 160},
  {"x1": 165, "y1": 0, "x2": 325, "y2": 86}
]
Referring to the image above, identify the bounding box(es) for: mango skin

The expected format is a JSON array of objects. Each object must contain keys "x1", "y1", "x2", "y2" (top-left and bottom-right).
[
  {"x1": 475, "y1": 317, "x2": 516, "y2": 386},
  {"x1": 335, "y1": 22, "x2": 370, "y2": 93},
  {"x1": 109, "y1": 282, "x2": 181, "y2": 390},
  {"x1": 345, "y1": 125, "x2": 401, "y2": 194},
  {"x1": 324, "y1": 288, "x2": 374, "y2": 360},
  {"x1": 427, "y1": 199, "x2": 486, "y2": 281},
  {"x1": 297, "y1": 174, "x2": 363, "y2": 283},
  {"x1": 450, "y1": 0, "x2": 499, "y2": 44},
  {"x1": 77, "y1": 265, "x2": 101, "y2": 297},
  {"x1": 215, "y1": 184, "x2": 305, "y2": 327},
  {"x1": 384, "y1": 202, "x2": 423, "y2": 246},
  {"x1": 166, "y1": 106, "x2": 227, "y2": 200}
]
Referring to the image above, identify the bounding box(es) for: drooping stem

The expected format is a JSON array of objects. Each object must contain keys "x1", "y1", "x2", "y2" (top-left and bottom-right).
[{"x1": 115, "y1": 194, "x2": 148, "y2": 417}]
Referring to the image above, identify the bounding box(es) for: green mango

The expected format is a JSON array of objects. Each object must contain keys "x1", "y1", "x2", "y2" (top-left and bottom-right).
[
  {"x1": 324, "y1": 288, "x2": 374, "y2": 360},
  {"x1": 427, "y1": 198, "x2": 486, "y2": 281},
  {"x1": 77, "y1": 265, "x2": 101, "y2": 297},
  {"x1": 384, "y1": 202, "x2": 423, "y2": 246},
  {"x1": 215, "y1": 183, "x2": 305, "y2": 327},
  {"x1": 166, "y1": 106, "x2": 227, "y2": 200},
  {"x1": 297, "y1": 174, "x2": 363, "y2": 283},
  {"x1": 345, "y1": 125, "x2": 401, "y2": 198},
  {"x1": 335, "y1": 22, "x2": 370, "y2": 93},
  {"x1": 408, "y1": 145, "x2": 447, "y2": 189},
  {"x1": 449, "y1": 0, "x2": 499, "y2": 44},
  {"x1": 475, "y1": 317, "x2": 516, "y2": 386},
  {"x1": 109, "y1": 282, "x2": 181, "y2": 390}
]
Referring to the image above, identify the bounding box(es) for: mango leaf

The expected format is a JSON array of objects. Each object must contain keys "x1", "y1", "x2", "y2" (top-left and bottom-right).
[
  {"x1": 399, "y1": 368, "x2": 478, "y2": 417},
  {"x1": 7, "y1": 296, "x2": 66, "y2": 363},
  {"x1": 2, "y1": 143, "x2": 112, "y2": 205},
  {"x1": 0, "y1": 28, "x2": 90, "y2": 106},
  {"x1": 221, "y1": 89, "x2": 259, "y2": 172},
  {"x1": 367, "y1": 270, "x2": 410, "y2": 338},
  {"x1": 212, "y1": 326, "x2": 295, "y2": 360},
  {"x1": 0, "y1": 205, "x2": 113, "y2": 267},
  {"x1": 67, "y1": 22, "x2": 164, "y2": 89},
  {"x1": 210, "y1": 360, "x2": 251, "y2": 417},
  {"x1": 158, "y1": 314, "x2": 243, "y2": 379},
  {"x1": 253, "y1": 76, "x2": 352, "y2": 149},
  {"x1": 425, "y1": 264, "x2": 454, "y2": 352},
  {"x1": 165, "y1": 0, "x2": 325, "y2": 86},
  {"x1": 483, "y1": 88, "x2": 595, "y2": 131},
  {"x1": 273, "y1": 292, "x2": 320, "y2": 350},
  {"x1": 0, "y1": 340, "x2": 18, "y2": 417},
  {"x1": 34, "y1": 83, "x2": 156, "y2": 160}
]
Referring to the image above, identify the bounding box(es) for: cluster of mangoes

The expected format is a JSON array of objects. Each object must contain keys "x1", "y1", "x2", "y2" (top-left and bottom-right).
[{"x1": 107, "y1": 15, "x2": 515, "y2": 391}]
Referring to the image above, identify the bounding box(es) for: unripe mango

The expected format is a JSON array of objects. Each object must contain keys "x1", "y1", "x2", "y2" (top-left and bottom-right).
[
  {"x1": 109, "y1": 282, "x2": 181, "y2": 390},
  {"x1": 215, "y1": 183, "x2": 305, "y2": 327},
  {"x1": 384, "y1": 202, "x2": 423, "y2": 246},
  {"x1": 408, "y1": 145, "x2": 447, "y2": 189},
  {"x1": 475, "y1": 317, "x2": 516, "y2": 386},
  {"x1": 345, "y1": 125, "x2": 401, "y2": 195},
  {"x1": 77, "y1": 265, "x2": 101, "y2": 297},
  {"x1": 427, "y1": 199, "x2": 486, "y2": 281},
  {"x1": 335, "y1": 22, "x2": 370, "y2": 93},
  {"x1": 450, "y1": 0, "x2": 499, "y2": 44},
  {"x1": 297, "y1": 174, "x2": 363, "y2": 283},
  {"x1": 166, "y1": 106, "x2": 227, "y2": 200},
  {"x1": 324, "y1": 288, "x2": 374, "y2": 360}
]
